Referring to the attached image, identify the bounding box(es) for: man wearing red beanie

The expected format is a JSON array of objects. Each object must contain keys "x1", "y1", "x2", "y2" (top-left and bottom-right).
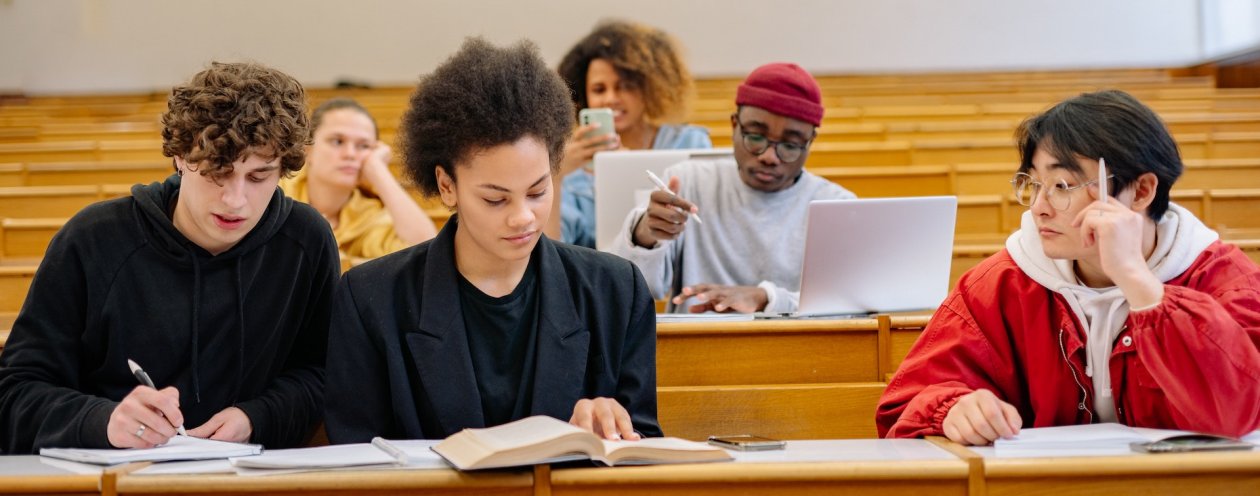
[{"x1": 610, "y1": 63, "x2": 855, "y2": 313}]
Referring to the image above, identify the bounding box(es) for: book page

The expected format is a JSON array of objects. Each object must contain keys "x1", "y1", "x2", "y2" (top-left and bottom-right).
[
  {"x1": 461, "y1": 416, "x2": 588, "y2": 452},
  {"x1": 599, "y1": 437, "x2": 732, "y2": 465}
]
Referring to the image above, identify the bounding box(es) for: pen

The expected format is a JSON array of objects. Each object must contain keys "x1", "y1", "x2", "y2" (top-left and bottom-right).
[
  {"x1": 372, "y1": 437, "x2": 410, "y2": 465},
  {"x1": 645, "y1": 170, "x2": 703, "y2": 225},
  {"x1": 127, "y1": 359, "x2": 187, "y2": 436},
  {"x1": 1098, "y1": 157, "x2": 1108, "y2": 202}
]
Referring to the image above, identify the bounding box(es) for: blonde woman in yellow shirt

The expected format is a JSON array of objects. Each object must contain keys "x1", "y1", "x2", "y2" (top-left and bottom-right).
[{"x1": 281, "y1": 98, "x2": 437, "y2": 260}]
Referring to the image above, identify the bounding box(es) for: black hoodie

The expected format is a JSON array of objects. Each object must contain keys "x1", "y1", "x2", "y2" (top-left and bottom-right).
[{"x1": 0, "y1": 174, "x2": 338, "y2": 454}]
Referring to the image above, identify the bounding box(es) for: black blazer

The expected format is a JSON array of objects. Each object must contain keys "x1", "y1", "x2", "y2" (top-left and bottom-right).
[{"x1": 324, "y1": 219, "x2": 661, "y2": 443}]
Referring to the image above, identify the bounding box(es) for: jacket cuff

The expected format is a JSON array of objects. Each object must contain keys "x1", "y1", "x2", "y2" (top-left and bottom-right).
[
  {"x1": 79, "y1": 399, "x2": 119, "y2": 449},
  {"x1": 930, "y1": 394, "x2": 964, "y2": 434},
  {"x1": 234, "y1": 400, "x2": 265, "y2": 445}
]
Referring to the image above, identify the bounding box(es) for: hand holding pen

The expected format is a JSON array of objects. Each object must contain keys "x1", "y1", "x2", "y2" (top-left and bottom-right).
[
  {"x1": 105, "y1": 359, "x2": 186, "y2": 449},
  {"x1": 633, "y1": 171, "x2": 702, "y2": 248}
]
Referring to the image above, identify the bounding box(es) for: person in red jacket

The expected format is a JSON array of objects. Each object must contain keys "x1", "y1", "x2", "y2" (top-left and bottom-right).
[{"x1": 877, "y1": 89, "x2": 1260, "y2": 445}]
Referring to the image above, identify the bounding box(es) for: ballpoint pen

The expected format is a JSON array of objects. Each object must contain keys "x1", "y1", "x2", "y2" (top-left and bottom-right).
[
  {"x1": 1098, "y1": 157, "x2": 1108, "y2": 202},
  {"x1": 127, "y1": 359, "x2": 188, "y2": 436},
  {"x1": 645, "y1": 170, "x2": 703, "y2": 225}
]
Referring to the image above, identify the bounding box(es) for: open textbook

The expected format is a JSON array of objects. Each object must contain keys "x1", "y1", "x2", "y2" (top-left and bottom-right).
[
  {"x1": 994, "y1": 423, "x2": 1257, "y2": 457},
  {"x1": 40, "y1": 436, "x2": 261, "y2": 465},
  {"x1": 432, "y1": 415, "x2": 733, "y2": 470}
]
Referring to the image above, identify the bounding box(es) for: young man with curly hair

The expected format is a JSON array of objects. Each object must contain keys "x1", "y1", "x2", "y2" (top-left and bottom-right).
[
  {"x1": 0, "y1": 62, "x2": 339, "y2": 453},
  {"x1": 547, "y1": 20, "x2": 712, "y2": 248},
  {"x1": 324, "y1": 38, "x2": 661, "y2": 443}
]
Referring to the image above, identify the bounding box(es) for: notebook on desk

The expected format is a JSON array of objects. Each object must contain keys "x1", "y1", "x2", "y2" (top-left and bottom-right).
[
  {"x1": 788, "y1": 196, "x2": 958, "y2": 317},
  {"x1": 593, "y1": 148, "x2": 733, "y2": 250}
]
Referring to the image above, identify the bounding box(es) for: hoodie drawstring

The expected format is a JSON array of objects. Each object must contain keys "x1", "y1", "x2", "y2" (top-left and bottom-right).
[
  {"x1": 232, "y1": 259, "x2": 246, "y2": 404},
  {"x1": 189, "y1": 250, "x2": 202, "y2": 404}
]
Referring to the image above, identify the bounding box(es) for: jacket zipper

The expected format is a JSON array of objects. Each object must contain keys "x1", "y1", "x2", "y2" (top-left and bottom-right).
[{"x1": 1058, "y1": 327, "x2": 1093, "y2": 424}]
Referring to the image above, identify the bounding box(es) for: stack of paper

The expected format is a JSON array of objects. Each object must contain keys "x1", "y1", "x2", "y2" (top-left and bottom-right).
[{"x1": 40, "y1": 436, "x2": 261, "y2": 465}]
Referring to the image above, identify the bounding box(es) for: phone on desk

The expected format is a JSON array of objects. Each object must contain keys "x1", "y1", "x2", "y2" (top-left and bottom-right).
[
  {"x1": 1130, "y1": 434, "x2": 1253, "y2": 453},
  {"x1": 579, "y1": 108, "x2": 616, "y2": 139},
  {"x1": 708, "y1": 435, "x2": 786, "y2": 451}
]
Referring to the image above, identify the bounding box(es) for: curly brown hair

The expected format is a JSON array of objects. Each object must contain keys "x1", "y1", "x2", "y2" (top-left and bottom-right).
[
  {"x1": 558, "y1": 20, "x2": 693, "y2": 124},
  {"x1": 161, "y1": 62, "x2": 310, "y2": 179},
  {"x1": 400, "y1": 37, "x2": 574, "y2": 198}
]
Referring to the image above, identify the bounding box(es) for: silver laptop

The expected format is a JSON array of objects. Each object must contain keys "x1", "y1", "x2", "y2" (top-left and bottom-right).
[
  {"x1": 592, "y1": 148, "x2": 733, "y2": 251},
  {"x1": 794, "y1": 196, "x2": 958, "y2": 316}
]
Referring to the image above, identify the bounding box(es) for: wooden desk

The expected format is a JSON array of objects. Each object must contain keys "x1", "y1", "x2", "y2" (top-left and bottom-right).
[
  {"x1": 656, "y1": 315, "x2": 930, "y2": 387},
  {"x1": 549, "y1": 439, "x2": 970, "y2": 496},
  {"x1": 112, "y1": 468, "x2": 533, "y2": 496},
  {"x1": 977, "y1": 450, "x2": 1260, "y2": 496},
  {"x1": 0, "y1": 456, "x2": 100, "y2": 495}
]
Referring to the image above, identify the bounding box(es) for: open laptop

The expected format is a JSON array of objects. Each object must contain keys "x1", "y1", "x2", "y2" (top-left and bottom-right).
[
  {"x1": 592, "y1": 148, "x2": 733, "y2": 251},
  {"x1": 791, "y1": 196, "x2": 958, "y2": 317}
]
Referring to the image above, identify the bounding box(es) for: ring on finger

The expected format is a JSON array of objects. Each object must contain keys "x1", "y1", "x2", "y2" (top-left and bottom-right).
[{"x1": 135, "y1": 424, "x2": 147, "y2": 438}]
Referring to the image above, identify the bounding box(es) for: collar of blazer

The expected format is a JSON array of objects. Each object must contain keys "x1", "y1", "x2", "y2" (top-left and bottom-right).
[{"x1": 409, "y1": 217, "x2": 589, "y2": 436}]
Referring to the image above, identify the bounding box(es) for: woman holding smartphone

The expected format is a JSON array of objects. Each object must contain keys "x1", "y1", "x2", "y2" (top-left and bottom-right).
[
  {"x1": 281, "y1": 98, "x2": 437, "y2": 260},
  {"x1": 548, "y1": 20, "x2": 712, "y2": 248},
  {"x1": 323, "y1": 38, "x2": 662, "y2": 443}
]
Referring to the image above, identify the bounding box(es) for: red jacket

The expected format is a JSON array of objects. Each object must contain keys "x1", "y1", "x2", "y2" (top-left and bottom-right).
[{"x1": 877, "y1": 240, "x2": 1260, "y2": 439}]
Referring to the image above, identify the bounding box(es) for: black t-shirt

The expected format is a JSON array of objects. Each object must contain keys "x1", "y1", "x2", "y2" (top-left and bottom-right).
[{"x1": 456, "y1": 258, "x2": 541, "y2": 427}]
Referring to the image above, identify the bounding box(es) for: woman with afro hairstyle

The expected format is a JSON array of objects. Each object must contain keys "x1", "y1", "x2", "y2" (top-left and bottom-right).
[
  {"x1": 324, "y1": 38, "x2": 662, "y2": 443},
  {"x1": 0, "y1": 62, "x2": 338, "y2": 453},
  {"x1": 546, "y1": 20, "x2": 712, "y2": 248}
]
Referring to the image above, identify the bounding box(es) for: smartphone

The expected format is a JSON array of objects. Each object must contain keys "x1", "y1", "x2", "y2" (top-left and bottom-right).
[
  {"x1": 707, "y1": 434, "x2": 787, "y2": 451},
  {"x1": 578, "y1": 108, "x2": 615, "y2": 139},
  {"x1": 1130, "y1": 434, "x2": 1254, "y2": 453}
]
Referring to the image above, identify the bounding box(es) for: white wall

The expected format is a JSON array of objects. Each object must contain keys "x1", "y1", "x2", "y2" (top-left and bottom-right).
[
  {"x1": 1201, "y1": 0, "x2": 1260, "y2": 59},
  {"x1": 0, "y1": 0, "x2": 1207, "y2": 95}
]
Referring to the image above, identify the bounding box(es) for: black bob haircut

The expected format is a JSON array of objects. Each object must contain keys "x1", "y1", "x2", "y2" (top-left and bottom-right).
[
  {"x1": 1015, "y1": 89, "x2": 1183, "y2": 221},
  {"x1": 400, "y1": 37, "x2": 575, "y2": 197}
]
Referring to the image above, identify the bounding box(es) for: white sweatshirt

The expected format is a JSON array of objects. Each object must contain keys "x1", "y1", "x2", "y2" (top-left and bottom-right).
[
  {"x1": 608, "y1": 157, "x2": 855, "y2": 313},
  {"x1": 1006, "y1": 203, "x2": 1219, "y2": 422}
]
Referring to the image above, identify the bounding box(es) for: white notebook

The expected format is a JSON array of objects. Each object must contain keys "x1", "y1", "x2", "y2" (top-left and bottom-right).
[{"x1": 40, "y1": 436, "x2": 261, "y2": 465}]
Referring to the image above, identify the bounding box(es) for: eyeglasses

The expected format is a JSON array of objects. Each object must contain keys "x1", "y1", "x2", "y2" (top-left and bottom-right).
[
  {"x1": 1010, "y1": 172, "x2": 1113, "y2": 211},
  {"x1": 733, "y1": 120, "x2": 811, "y2": 163}
]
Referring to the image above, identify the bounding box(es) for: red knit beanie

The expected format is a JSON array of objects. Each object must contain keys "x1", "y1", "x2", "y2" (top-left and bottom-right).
[{"x1": 735, "y1": 63, "x2": 823, "y2": 126}]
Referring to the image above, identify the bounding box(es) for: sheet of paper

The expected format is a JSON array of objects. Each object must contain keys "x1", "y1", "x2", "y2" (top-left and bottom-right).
[
  {"x1": 656, "y1": 313, "x2": 754, "y2": 323},
  {"x1": 728, "y1": 439, "x2": 957, "y2": 463},
  {"x1": 40, "y1": 436, "x2": 261, "y2": 465},
  {"x1": 133, "y1": 459, "x2": 234, "y2": 475}
]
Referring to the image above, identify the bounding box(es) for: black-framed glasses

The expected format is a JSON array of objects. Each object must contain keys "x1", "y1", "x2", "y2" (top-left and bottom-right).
[
  {"x1": 1010, "y1": 172, "x2": 1113, "y2": 211},
  {"x1": 734, "y1": 120, "x2": 811, "y2": 163}
]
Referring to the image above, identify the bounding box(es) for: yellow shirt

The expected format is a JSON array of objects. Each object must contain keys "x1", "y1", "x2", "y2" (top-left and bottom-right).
[{"x1": 280, "y1": 170, "x2": 408, "y2": 260}]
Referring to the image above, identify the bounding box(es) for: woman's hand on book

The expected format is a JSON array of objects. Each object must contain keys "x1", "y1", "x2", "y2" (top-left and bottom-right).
[{"x1": 570, "y1": 397, "x2": 641, "y2": 441}]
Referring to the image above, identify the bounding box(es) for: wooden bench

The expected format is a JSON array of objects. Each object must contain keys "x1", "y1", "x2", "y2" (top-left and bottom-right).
[
  {"x1": 0, "y1": 184, "x2": 130, "y2": 218},
  {"x1": 658, "y1": 382, "x2": 887, "y2": 440},
  {"x1": 0, "y1": 218, "x2": 63, "y2": 258},
  {"x1": 0, "y1": 263, "x2": 38, "y2": 313},
  {"x1": 24, "y1": 161, "x2": 169, "y2": 186}
]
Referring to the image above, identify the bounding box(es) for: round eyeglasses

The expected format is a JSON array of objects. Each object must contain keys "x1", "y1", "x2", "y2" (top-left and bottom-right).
[
  {"x1": 1010, "y1": 172, "x2": 1112, "y2": 211},
  {"x1": 734, "y1": 121, "x2": 809, "y2": 163}
]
